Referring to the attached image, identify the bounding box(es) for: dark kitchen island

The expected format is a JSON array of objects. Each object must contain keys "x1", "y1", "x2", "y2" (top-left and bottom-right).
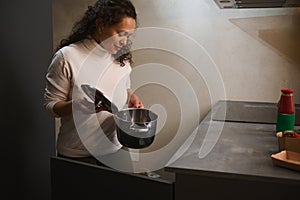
[{"x1": 165, "y1": 100, "x2": 300, "y2": 200}]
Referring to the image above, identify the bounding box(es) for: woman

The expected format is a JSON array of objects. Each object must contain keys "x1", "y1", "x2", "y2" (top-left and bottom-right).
[{"x1": 44, "y1": 0, "x2": 142, "y2": 171}]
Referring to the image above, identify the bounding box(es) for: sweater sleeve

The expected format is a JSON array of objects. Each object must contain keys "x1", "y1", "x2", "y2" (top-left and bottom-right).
[{"x1": 44, "y1": 50, "x2": 72, "y2": 117}]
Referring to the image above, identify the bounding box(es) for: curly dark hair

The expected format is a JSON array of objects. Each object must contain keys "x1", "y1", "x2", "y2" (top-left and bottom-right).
[{"x1": 57, "y1": 0, "x2": 137, "y2": 66}]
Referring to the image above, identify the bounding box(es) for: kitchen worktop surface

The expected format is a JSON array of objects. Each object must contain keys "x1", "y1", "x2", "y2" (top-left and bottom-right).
[{"x1": 165, "y1": 101, "x2": 300, "y2": 185}]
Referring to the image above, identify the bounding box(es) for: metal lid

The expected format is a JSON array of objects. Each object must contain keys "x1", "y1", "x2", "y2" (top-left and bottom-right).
[{"x1": 81, "y1": 84, "x2": 118, "y2": 112}]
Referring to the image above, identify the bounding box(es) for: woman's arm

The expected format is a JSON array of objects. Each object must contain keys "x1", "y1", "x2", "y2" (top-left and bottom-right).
[
  {"x1": 53, "y1": 99, "x2": 108, "y2": 117},
  {"x1": 53, "y1": 100, "x2": 73, "y2": 117},
  {"x1": 44, "y1": 50, "x2": 74, "y2": 117},
  {"x1": 44, "y1": 51, "x2": 105, "y2": 117}
]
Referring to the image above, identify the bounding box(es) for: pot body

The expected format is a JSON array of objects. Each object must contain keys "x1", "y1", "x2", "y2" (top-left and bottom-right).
[{"x1": 114, "y1": 108, "x2": 158, "y2": 149}]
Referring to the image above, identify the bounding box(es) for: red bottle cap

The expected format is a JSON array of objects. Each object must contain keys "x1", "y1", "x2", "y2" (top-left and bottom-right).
[
  {"x1": 281, "y1": 88, "x2": 294, "y2": 94},
  {"x1": 278, "y1": 88, "x2": 295, "y2": 114}
]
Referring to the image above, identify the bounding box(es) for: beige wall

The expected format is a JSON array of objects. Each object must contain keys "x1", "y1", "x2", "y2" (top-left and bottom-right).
[
  {"x1": 52, "y1": 0, "x2": 300, "y2": 168},
  {"x1": 53, "y1": 0, "x2": 300, "y2": 103},
  {"x1": 52, "y1": 0, "x2": 96, "y2": 50}
]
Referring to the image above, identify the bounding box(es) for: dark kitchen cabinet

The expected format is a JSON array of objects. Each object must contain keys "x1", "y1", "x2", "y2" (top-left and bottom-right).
[{"x1": 51, "y1": 156, "x2": 174, "y2": 200}]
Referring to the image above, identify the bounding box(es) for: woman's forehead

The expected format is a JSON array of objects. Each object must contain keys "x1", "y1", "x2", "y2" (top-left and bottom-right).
[{"x1": 114, "y1": 17, "x2": 136, "y2": 31}]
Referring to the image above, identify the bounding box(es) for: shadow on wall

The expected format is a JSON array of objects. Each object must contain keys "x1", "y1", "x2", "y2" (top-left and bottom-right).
[
  {"x1": 230, "y1": 10, "x2": 300, "y2": 66},
  {"x1": 1, "y1": 0, "x2": 55, "y2": 199},
  {"x1": 1, "y1": 48, "x2": 24, "y2": 199},
  {"x1": 259, "y1": 12, "x2": 300, "y2": 65}
]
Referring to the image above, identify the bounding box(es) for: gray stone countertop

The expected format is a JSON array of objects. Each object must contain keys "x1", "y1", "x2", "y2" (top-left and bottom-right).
[{"x1": 165, "y1": 101, "x2": 300, "y2": 185}]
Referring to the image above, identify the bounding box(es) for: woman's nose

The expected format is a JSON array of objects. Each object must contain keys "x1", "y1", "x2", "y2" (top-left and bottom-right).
[{"x1": 120, "y1": 37, "x2": 127, "y2": 46}]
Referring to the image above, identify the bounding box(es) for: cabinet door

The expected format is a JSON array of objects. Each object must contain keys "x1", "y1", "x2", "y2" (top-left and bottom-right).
[
  {"x1": 51, "y1": 156, "x2": 174, "y2": 200},
  {"x1": 175, "y1": 173, "x2": 300, "y2": 200}
]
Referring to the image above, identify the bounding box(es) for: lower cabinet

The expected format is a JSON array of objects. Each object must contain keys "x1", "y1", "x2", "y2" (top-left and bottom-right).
[
  {"x1": 50, "y1": 156, "x2": 174, "y2": 200},
  {"x1": 173, "y1": 173, "x2": 300, "y2": 200}
]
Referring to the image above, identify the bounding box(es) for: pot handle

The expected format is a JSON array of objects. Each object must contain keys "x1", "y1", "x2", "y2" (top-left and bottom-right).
[{"x1": 130, "y1": 122, "x2": 151, "y2": 132}]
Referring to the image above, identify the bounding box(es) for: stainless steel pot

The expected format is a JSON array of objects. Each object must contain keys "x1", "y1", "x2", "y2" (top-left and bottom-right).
[
  {"x1": 114, "y1": 108, "x2": 158, "y2": 149},
  {"x1": 81, "y1": 84, "x2": 158, "y2": 149}
]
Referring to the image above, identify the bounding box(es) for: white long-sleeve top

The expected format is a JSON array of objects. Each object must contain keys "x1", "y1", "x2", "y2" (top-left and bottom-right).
[{"x1": 44, "y1": 37, "x2": 131, "y2": 157}]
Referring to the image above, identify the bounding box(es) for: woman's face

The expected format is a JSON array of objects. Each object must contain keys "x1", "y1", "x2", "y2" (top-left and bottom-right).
[{"x1": 97, "y1": 17, "x2": 136, "y2": 54}]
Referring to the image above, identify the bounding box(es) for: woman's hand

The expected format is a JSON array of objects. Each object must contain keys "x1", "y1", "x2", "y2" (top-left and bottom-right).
[{"x1": 128, "y1": 93, "x2": 144, "y2": 108}]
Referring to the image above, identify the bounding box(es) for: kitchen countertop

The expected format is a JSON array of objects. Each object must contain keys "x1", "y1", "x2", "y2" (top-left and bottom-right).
[{"x1": 165, "y1": 100, "x2": 300, "y2": 185}]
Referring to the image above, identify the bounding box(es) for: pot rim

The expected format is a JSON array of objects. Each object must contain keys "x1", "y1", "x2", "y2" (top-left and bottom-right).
[{"x1": 114, "y1": 108, "x2": 158, "y2": 123}]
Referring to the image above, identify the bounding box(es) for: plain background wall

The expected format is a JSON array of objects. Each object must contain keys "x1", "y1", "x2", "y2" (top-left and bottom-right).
[
  {"x1": 130, "y1": 0, "x2": 300, "y2": 103},
  {"x1": 52, "y1": 0, "x2": 300, "y2": 105},
  {"x1": 52, "y1": 0, "x2": 300, "y2": 114},
  {"x1": 1, "y1": 0, "x2": 55, "y2": 199}
]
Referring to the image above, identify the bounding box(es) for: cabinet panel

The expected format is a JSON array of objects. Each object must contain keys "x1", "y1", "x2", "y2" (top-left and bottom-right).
[
  {"x1": 51, "y1": 156, "x2": 174, "y2": 200},
  {"x1": 175, "y1": 173, "x2": 299, "y2": 200}
]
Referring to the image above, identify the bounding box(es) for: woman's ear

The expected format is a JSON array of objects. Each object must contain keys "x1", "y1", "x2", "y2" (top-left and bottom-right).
[{"x1": 96, "y1": 18, "x2": 103, "y2": 33}]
